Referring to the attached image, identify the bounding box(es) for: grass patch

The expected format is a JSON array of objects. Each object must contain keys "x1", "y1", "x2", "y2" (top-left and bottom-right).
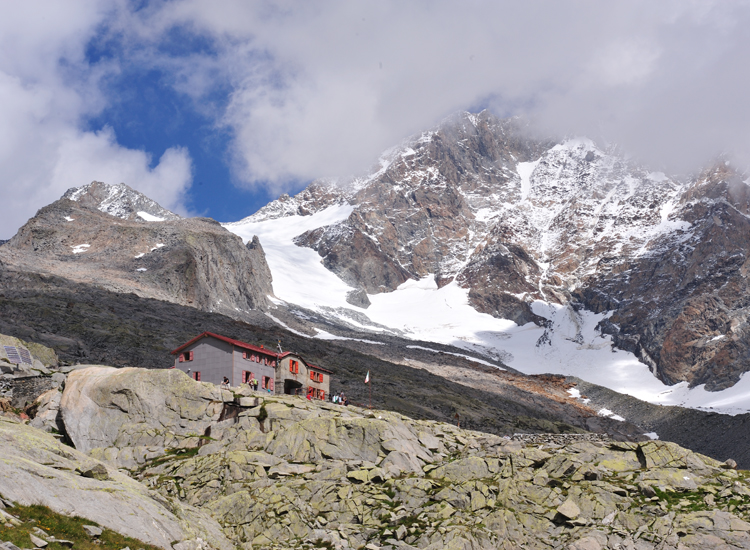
[
  {"x1": 0, "y1": 502, "x2": 162, "y2": 550},
  {"x1": 257, "y1": 401, "x2": 268, "y2": 424},
  {"x1": 649, "y1": 487, "x2": 718, "y2": 513}
]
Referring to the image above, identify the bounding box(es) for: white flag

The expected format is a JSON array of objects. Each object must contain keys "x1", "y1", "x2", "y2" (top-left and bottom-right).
[{"x1": 365, "y1": 371, "x2": 370, "y2": 384}]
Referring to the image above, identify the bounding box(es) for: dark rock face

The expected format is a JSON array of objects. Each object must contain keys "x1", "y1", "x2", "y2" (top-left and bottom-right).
[
  {"x1": 1, "y1": 193, "x2": 274, "y2": 320},
  {"x1": 578, "y1": 163, "x2": 750, "y2": 390},
  {"x1": 345, "y1": 288, "x2": 371, "y2": 309},
  {"x1": 292, "y1": 113, "x2": 551, "y2": 295}
]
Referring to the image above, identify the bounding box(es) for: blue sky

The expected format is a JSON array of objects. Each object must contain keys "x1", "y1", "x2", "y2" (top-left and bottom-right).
[{"x1": 1, "y1": 1, "x2": 749, "y2": 238}]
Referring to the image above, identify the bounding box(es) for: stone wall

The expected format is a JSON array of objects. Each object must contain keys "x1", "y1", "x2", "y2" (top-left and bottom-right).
[
  {"x1": 10, "y1": 375, "x2": 58, "y2": 408},
  {"x1": 510, "y1": 432, "x2": 610, "y2": 445}
]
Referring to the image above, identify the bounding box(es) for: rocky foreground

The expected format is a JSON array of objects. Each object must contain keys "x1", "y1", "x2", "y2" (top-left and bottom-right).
[{"x1": 1, "y1": 367, "x2": 748, "y2": 550}]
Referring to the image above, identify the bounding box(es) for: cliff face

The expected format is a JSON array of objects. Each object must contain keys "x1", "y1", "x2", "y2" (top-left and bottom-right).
[
  {"x1": 1, "y1": 184, "x2": 274, "y2": 320},
  {"x1": 578, "y1": 163, "x2": 750, "y2": 390},
  {"x1": 245, "y1": 111, "x2": 750, "y2": 391}
]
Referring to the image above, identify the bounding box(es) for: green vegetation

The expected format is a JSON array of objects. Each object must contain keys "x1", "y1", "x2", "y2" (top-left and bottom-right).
[
  {"x1": 0, "y1": 502, "x2": 162, "y2": 550},
  {"x1": 257, "y1": 400, "x2": 268, "y2": 423}
]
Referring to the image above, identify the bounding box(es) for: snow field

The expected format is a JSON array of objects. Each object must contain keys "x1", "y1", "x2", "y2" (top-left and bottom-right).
[{"x1": 224, "y1": 192, "x2": 750, "y2": 416}]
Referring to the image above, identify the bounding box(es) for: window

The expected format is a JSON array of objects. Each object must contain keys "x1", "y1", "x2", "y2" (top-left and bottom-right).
[
  {"x1": 309, "y1": 371, "x2": 324, "y2": 383},
  {"x1": 242, "y1": 371, "x2": 254, "y2": 384},
  {"x1": 179, "y1": 351, "x2": 194, "y2": 362},
  {"x1": 192, "y1": 371, "x2": 201, "y2": 381},
  {"x1": 289, "y1": 360, "x2": 299, "y2": 374}
]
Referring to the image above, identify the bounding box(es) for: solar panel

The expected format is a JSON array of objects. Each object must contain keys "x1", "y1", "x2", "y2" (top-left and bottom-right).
[
  {"x1": 19, "y1": 348, "x2": 32, "y2": 365},
  {"x1": 3, "y1": 346, "x2": 21, "y2": 365}
]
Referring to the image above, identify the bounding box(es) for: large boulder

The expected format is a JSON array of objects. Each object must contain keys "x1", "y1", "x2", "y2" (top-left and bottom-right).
[
  {"x1": 0, "y1": 416, "x2": 232, "y2": 550},
  {"x1": 60, "y1": 366, "x2": 227, "y2": 461}
]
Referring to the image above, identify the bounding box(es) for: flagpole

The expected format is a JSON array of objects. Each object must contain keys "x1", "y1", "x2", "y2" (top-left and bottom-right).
[{"x1": 365, "y1": 370, "x2": 371, "y2": 409}]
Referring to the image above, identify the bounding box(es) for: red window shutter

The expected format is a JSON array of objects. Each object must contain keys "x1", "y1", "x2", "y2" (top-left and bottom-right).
[
  {"x1": 179, "y1": 355, "x2": 184, "y2": 363},
  {"x1": 195, "y1": 372, "x2": 201, "y2": 381},
  {"x1": 290, "y1": 362, "x2": 294, "y2": 373},
  {"x1": 273, "y1": 361, "x2": 276, "y2": 367},
  {"x1": 321, "y1": 391, "x2": 325, "y2": 400},
  {"x1": 261, "y1": 377, "x2": 266, "y2": 390},
  {"x1": 269, "y1": 378, "x2": 274, "y2": 391},
  {"x1": 307, "y1": 387, "x2": 314, "y2": 397},
  {"x1": 320, "y1": 374, "x2": 324, "y2": 382},
  {"x1": 242, "y1": 352, "x2": 247, "y2": 359},
  {"x1": 189, "y1": 351, "x2": 194, "y2": 361},
  {"x1": 310, "y1": 371, "x2": 314, "y2": 381}
]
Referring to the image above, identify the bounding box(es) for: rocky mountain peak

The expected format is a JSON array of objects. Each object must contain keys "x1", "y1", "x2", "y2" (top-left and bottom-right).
[
  {"x1": 1, "y1": 192, "x2": 274, "y2": 320},
  {"x1": 63, "y1": 181, "x2": 181, "y2": 222},
  {"x1": 248, "y1": 110, "x2": 750, "y2": 392}
]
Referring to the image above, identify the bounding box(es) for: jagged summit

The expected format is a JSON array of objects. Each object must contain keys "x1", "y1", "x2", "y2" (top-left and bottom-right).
[
  {"x1": 226, "y1": 110, "x2": 750, "y2": 396},
  {"x1": 63, "y1": 181, "x2": 181, "y2": 222}
]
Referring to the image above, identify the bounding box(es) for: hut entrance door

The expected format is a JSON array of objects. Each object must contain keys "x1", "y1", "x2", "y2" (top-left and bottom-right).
[{"x1": 284, "y1": 379, "x2": 303, "y2": 396}]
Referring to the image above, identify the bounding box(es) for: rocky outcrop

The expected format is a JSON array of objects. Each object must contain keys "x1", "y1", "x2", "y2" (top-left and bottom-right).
[
  {"x1": 60, "y1": 367, "x2": 229, "y2": 459},
  {"x1": 0, "y1": 333, "x2": 57, "y2": 376},
  {"x1": 56, "y1": 369, "x2": 750, "y2": 550},
  {"x1": 0, "y1": 415, "x2": 232, "y2": 550},
  {"x1": 1, "y1": 187, "x2": 274, "y2": 319}
]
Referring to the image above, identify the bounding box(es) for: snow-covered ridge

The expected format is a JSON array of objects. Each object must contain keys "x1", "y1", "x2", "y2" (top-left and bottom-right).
[
  {"x1": 222, "y1": 110, "x2": 750, "y2": 415},
  {"x1": 225, "y1": 195, "x2": 750, "y2": 414},
  {"x1": 63, "y1": 181, "x2": 180, "y2": 222}
]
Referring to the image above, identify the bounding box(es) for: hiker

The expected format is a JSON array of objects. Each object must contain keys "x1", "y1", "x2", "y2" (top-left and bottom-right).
[
  {"x1": 253, "y1": 378, "x2": 259, "y2": 391},
  {"x1": 220, "y1": 377, "x2": 230, "y2": 389},
  {"x1": 332, "y1": 393, "x2": 339, "y2": 404}
]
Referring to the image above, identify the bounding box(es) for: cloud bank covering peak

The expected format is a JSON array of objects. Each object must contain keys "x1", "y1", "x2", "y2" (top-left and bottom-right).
[{"x1": 0, "y1": 1, "x2": 749, "y2": 237}]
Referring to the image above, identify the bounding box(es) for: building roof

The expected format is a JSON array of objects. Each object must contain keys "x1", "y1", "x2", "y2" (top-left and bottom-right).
[
  {"x1": 277, "y1": 351, "x2": 333, "y2": 374},
  {"x1": 170, "y1": 331, "x2": 334, "y2": 374},
  {"x1": 307, "y1": 363, "x2": 334, "y2": 375},
  {"x1": 170, "y1": 331, "x2": 278, "y2": 356}
]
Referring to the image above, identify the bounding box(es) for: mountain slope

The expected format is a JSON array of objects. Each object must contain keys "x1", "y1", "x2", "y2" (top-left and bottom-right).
[
  {"x1": 228, "y1": 110, "x2": 750, "y2": 402},
  {"x1": 1, "y1": 183, "x2": 274, "y2": 319}
]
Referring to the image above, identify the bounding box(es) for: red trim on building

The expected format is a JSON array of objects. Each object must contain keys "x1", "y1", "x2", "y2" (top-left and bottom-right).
[
  {"x1": 307, "y1": 363, "x2": 333, "y2": 375},
  {"x1": 171, "y1": 332, "x2": 333, "y2": 374}
]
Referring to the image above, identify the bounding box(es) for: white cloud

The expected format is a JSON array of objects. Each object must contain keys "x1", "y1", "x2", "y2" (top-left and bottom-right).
[
  {"x1": 51, "y1": 128, "x2": 192, "y2": 215},
  {"x1": 2, "y1": 0, "x2": 750, "y2": 236},
  {"x1": 0, "y1": 1, "x2": 193, "y2": 238},
  {"x1": 142, "y1": 0, "x2": 750, "y2": 194}
]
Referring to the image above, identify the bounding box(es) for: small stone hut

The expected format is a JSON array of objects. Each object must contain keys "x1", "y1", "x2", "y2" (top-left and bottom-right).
[{"x1": 170, "y1": 331, "x2": 332, "y2": 400}]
